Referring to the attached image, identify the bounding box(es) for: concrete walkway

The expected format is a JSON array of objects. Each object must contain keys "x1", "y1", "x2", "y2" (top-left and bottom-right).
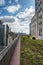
[{"x1": 9, "y1": 38, "x2": 20, "y2": 65}]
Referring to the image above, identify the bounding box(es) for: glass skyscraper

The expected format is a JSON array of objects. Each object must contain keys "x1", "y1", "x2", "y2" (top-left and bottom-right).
[
  {"x1": 0, "y1": 20, "x2": 9, "y2": 46},
  {"x1": 0, "y1": 21, "x2": 5, "y2": 45}
]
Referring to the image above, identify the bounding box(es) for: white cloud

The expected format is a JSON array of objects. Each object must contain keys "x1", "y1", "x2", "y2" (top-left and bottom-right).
[
  {"x1": 0, "y1": 16, "x2": 15, "y2": 22},
  {"x1": 0, "y1": 0, "x2": 5, "y2": 5},
  {"x1": 0, "y1": 15, "x2": 29, "y2": 34},
  {"x1": 0, "y1": 6, "x2": 35, "y2": 34},
  {"x1": 16, "y1": 6, "x2": 35, "y2": 33},
  {"x1": 17, "y1": 6, "x2": 35, "y2": 19},
  {"x1": 5, "y1": 4, "x2": 21, "y2": 13},
  {"x1": 8, "y1": 21, "x2": 29, "y2": 34}
]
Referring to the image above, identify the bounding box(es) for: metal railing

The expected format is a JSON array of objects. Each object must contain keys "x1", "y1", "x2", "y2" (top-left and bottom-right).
[{"x1": 0, "y1": 35, "x2": 19, "y2": 65}]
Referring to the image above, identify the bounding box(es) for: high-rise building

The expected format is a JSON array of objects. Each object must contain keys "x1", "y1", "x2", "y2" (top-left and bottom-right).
[
  {"x1": 0, "y1": 20, "x2": 5, "y2": 45},
  {"x1": 35, "y1": 0, "x2": 43, "y2": 36},
  {"x1": 3, "y1": 24, "x2": 9, "y2": 46},
  {"x1": 0, "y1": 20, "x2": 9, "y2": 46},
  {"x1": 30, "y1": 13, "x2": 38, "y2": 37},
  {"x1": 29, "y1": 23, "x2": 31, "y2": 36},
  {"x1": 30, "y1": 0, "x2": 43, "y2": 37}
]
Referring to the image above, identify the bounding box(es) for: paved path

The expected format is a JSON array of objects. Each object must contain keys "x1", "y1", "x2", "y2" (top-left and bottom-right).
[{"x1": 9, "y1": 38, "x2": 20, "y2": 65}]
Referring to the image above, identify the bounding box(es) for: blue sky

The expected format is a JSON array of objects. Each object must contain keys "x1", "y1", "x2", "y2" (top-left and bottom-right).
[{"x1": 0, "y1": 0, "x2": 35, "y2": 34}]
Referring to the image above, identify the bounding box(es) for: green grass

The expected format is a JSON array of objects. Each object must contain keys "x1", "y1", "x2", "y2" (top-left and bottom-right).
[{"x1": 20, "y1": 36, "x2": 43, "y2": 65}]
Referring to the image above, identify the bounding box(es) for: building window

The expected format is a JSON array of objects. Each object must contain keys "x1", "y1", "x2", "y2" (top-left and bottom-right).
[
  {"x1": 40, "y1": 1, "x2": 42, "y2": 4},
  {"x1": 39, "y1": 28, "x2": 42, "y2": 36},
  {"x1": 39, "y1": 21, "x2": 42, "y2": 25},
  {"x1": 38, "y1": 7, "x2": 42, "y2": 13},
  {"x1": 39, "y1": 15, "x2": 42, "y2": 19},
  {"x1": 38, "y1": 3, "x2": 40, "y2": 7}
]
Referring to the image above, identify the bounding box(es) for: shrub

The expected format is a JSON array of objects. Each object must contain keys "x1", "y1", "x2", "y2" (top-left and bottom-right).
[
  {"x1": 32, "y1": 36, "x2": 36, "y2": 40},
  {"x1": 27, "y1": 35, "x2": 30, "y2": 38},
  {"x1": 23, "y1": 37, "x2": 25, "y2": 40}
]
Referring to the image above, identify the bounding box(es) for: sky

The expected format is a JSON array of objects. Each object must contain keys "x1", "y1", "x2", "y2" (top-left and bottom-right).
[{"x1": 0, "y1": 0, "x2": 35, "y2": 34}]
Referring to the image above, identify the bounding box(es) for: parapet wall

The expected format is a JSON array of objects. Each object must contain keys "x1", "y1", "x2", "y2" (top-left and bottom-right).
[{"x1": 0, "y1": 35, "x2": 19, "y2": 65}]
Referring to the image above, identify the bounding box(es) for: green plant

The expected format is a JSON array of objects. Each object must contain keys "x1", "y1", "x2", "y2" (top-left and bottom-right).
[
  {"x1": 20, "y1": 35, "x2": 43, "y2": 65},
  {"x1": 23, "y1": 37, "x2": 25, "y2": 40},
  {"x1": 32, "y1": 36, "x2": 36, "y2": 40}
]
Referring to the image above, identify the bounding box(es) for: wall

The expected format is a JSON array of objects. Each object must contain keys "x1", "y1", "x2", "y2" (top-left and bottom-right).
[{"x1": 0, "y1": 35, "x2": 19, "y2": 65}]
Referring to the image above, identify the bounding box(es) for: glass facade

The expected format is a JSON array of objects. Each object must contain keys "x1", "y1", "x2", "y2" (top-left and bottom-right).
[
  {"x1": 0, "y1": 21, "x2": 9, "y2": 46},
  {"x1": 0, "y1": 24, "x2": 5, "y2": 45},
  {"x1": 5, "y1": 24, "x2": 9, "y2": 46},
  {"x1": 0, "y1": 24, "x2": 9, "y2": 46}
]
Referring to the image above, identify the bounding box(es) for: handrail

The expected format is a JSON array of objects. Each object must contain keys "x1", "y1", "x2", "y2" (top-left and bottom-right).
[{"x1": 0, "y1": 35, "x2": 19, "y2": 61}]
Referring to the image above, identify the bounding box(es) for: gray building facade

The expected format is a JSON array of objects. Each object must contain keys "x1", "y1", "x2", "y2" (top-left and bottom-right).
[
  {"x1": 35, "y1": 0, "x2": 42, "y2": 36},
  {"x1": 30, "y1": 0, "x2": 43, "y2": 37},
  {"x1": 30, "y1": 13, "x2": 38, "y2": 37}
]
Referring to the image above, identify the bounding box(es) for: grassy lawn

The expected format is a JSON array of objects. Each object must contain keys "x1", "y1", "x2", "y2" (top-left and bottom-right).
[{"x1": 20, "y1": 36, "x2": 43, "y2": 65}]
